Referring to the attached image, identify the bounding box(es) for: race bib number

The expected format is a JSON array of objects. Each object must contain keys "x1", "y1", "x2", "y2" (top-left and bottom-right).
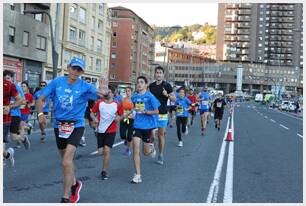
[
  {"x1": 135, "y1": 102, "x2": 145, "y2": 113},
  {"x1": 177, "y1": 106, "x2": 184, "y2": 114},
  {"x1": 58, "y1": 122, "x2": 75, "y2": 139},
  {"x1": 201, "y1": 100, "x2": 208, "y2": 106},
  {"x1": 159, "y1": 114, "x2": 168, "y2": 121},
  {"x1": 217, "y1": 102, "x2": 222, "y2": 108}
]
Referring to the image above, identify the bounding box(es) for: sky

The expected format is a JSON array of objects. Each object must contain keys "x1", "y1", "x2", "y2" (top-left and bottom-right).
[{"x1": 107, "y1": 3, "x2": 218, "y2": 27}]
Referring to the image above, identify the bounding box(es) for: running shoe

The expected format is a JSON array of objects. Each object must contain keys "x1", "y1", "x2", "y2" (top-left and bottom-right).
[
  {"x1": 130, "y1": 174, "x2": 142, "y2": 184},
  {"x1": 70, "y1": 180, "x2": 82, "y2": 203},
  {"x1": 124, "y1": 148, "x2": 132, "y2": 156},
  {"x1": 6, "y1": 147, "x2": 15, "y2": 167},
  {"x1": 27, "y1": 123, "x2": 33, "y2": 135},
  {"x1": 40, "y1": 132, "x2": 46, "y2": 143},
  {"x1": 101, "y1": 171, "x2": 109, "y2": 180},
  {"x1": 149, "y1": 144, "x2": 156, "y2": 158},
  {"x1": 60, "y1": 198, "x2": 70, "y2": 203},
  {"x1": 184, "y1": 126, "x2": 189, "y2": 135},
  {"x1": 156, "y1": 155, "x2": 164, "y2": 165},
  {"x1": 79, "y1": 137, "x2": 86, "y2": 147},
  {"x1": 178, "y1": 141, "x2": 183, "y2": 147},
  {"x1": 23, "y1": 135, "x2": 31, "y2": 150}
]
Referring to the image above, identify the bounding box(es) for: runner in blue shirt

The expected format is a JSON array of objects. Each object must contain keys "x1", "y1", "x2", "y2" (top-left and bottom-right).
[
  {"x1": 197, "y1": 86, "x2": 212, "y2": 135},
  {"x1": 34, "y1": 81, "x2": 51, "y2": 143},
  {"x1": 175, "y1": 87, "x2": 191, "y2": 147},
  {"x1": 130, "y1": 76, "x2": 160, "y2": 184},
  {"x1": 36, "y1": 57, "x2": 109, "y2": 203}
]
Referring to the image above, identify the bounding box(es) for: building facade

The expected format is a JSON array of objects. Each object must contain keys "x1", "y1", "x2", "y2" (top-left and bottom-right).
[
  {"x1": 44, "y1": 3, "x2": 111, "y2": 86},
  {"x1": 109, "y1": 6, "x2": 155, "y2": 87},
  {"x1": 3, "y1": 3, "x2": 49, "y2": 89},
  {"x1": 216, "y1": 3, "x2": 303, "y2": 94}
]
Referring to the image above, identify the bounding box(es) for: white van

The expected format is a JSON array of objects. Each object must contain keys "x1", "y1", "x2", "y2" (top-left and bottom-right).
[{"x1": 255, "y1": 94, "x2": 263, "y2": 102}]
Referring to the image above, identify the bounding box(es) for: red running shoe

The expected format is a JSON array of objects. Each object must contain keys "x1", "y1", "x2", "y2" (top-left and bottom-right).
[{"x1": 70, "y1": 180, "x2": 82, "y2": 203}]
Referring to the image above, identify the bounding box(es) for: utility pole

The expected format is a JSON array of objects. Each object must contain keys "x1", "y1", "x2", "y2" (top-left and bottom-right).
[{"x1": 54, "y1": 3, "x2": 60, "y2": 77}]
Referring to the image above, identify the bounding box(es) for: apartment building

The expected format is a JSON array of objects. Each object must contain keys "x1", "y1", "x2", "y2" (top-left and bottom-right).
[
  {"x1": 216, "y1": 3, "x2": 303, "y2": 94},
  {"x1": 43, "y1": 3, "x2": 111, "y2": 86},
  {"x1": 108, "y1": 6, "x2": 155, "y2": 86},
  {"x1": 3, "y1": 3, "x2": 49, "y2": 89}
]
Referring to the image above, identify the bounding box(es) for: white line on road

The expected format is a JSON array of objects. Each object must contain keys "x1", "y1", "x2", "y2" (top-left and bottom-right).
[
  {"x1": 264, "y1": 116, "x2": 268, "y2": 119},
  {"x1": 270, "y1": 119, "x2": 276, "y2": 123},
  {"x1": 223, "y1": 107, "x2": 234, "y2": 203},
  {"x1": 206, "y1": 118, "x2": 230, "y2": 203},
  {"x1": 279, "y1": 124, "x2": 289, "y2": 130},
  {"x1": 297, "y1": 134, "x2": 303, "y2": 138},
  {"x1": 271, "y1": 109, "x2": 302, "y2": 121},
  {"x1": 89, "y1": 140, "x2": 124, "y2": 156}
]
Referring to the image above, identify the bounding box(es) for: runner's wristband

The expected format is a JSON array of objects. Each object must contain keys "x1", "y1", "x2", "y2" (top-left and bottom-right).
[{"x1": 38, "y1": 112, "x2": 44, "y2": 117}]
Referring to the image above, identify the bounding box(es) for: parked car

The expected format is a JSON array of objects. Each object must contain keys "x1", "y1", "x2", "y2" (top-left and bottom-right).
[
  {"x1": 288, "y1": 101, "x2": 296, "y2": 112},
  {"x1": 269, "y1": 100, "x2": 276, "y2": 108},
  {"x1": 279, "y1": 101, "x2": 289, "y2": 111}
]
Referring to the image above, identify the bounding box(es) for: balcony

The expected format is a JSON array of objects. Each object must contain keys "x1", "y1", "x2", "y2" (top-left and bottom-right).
[
  {"x1": 241, "y1": 49, "x2": 249, "y2": 54},
  {"x1": 237, "y1": 36, "x2": 250, "y2": 41},
  {"x1": 238, "y1": 10, "x2": 252, "y2": 15},
  {"x1": 226, "y1": 4, "x2": 239, "y2": 9},
  {"x1": 238, "y1": 16, "x2": 251, "y2": 21},
  {"x1": 238, "y1": 3, "x2": 252, "y2": 9},
  {"x1": 237, "y1": 29, "x2": 250, "y2": 35},
  {"x1": 237, "y1": 23, "x2": 251, "y2": 28}
]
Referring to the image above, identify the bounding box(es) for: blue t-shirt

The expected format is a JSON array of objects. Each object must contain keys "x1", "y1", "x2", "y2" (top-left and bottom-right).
[
  {"x1": 41, "y1": 76, "x2": 98, "y2": 128},
  {"x1": 34, "y1": 90, "x2": 51, "y2": 113},
  {"x1": 176, "y1": 97, "x2": 191, "y2": 117},
  {"x1": 114, "y1": 94, "x2": 123, "y2": 104},
  {"x1": 10, "y1": 84, "x2": 25, "y2": 117},
  {"x1": 199, "y1": 92, "x2": 211, "y2": 111},
  {"x1": 132, "y1": 91, "x2": 160, "y2": 129}
]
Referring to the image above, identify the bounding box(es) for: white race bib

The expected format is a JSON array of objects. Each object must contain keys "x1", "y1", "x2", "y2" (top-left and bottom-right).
[
  {"x1": 58, "y1": 122, "x2": 75, "y2": 139},
  {"x1": 202, "y1": 100, "x2": 208, "y2": 106},
  {"x1": 217, "y1": 102, "x2": 222, "y2": 108}
]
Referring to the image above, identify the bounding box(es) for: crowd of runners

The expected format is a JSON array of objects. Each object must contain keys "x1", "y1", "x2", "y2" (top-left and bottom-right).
[{"x1": 3, "y1": 57, "x2": 230, "y2": 203}]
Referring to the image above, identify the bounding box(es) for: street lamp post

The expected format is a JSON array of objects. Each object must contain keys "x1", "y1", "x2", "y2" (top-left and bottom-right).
[{"x1": 24, "y1": 9, "x2": 59, "y2": 80}]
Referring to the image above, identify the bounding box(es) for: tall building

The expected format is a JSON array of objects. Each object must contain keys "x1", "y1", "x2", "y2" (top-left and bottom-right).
[
  {"x1": 109, "y1": 6, "x2": 155, "y2": 87},
  {"x1": 44, "y1": 3, "x2": 111, "y2": 86},
  {"x1": 3, "y1": 3, "x2": 50, "y2": 89},
  {"x1": 216, "y1": 3, "x2": 303, "y2": 94}
]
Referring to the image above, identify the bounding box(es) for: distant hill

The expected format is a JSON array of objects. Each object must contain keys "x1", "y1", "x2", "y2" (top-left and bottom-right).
[{"x1": 152, "y1": 24, "x2": 216, "y2": 45}]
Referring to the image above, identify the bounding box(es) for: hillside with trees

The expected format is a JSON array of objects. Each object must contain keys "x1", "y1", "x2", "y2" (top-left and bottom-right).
[{"x1": 152, "y1": 24, "x2": 217, "y2": 45}]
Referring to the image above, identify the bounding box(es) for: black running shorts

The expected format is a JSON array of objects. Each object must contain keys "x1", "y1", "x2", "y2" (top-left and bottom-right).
[
  {"x1": 133, "y1": 129, "x2": 151, "y2": 143},
  {"x1": 96, "y1": 132, "x2": 116, "y2": 148},
  {"x1": 54, "y1": 127, "x2": 85, "y2": 150},
  {"x1": 10, "y1": 116, "x2": 21, "y2": 134}
]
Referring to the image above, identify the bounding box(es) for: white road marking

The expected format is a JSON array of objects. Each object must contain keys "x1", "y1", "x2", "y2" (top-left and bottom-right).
[
  {"x1": 89, "y1": 140, "x2": 124, "y2": 156},
  {"x1": 270, "y1": 119, "x2": 276, "y2": 123},
  {"x1": 264, "y1": 116, "x2": 268, "y2": 119},
  {"x1": 279, "y1": 124, "x2": 289, "y2": 130},
  {"x1": 206, "y1": 118, "x2": 230, "y2": 203},
  {"x1": 271, "y1": 109, "x2": 302, "y2": 121},
  {"x1": 223, "y1": 108, "x2": 234, "y2": 203},
  {"x1": 297, "y1": 134, "x2": 303, "y2": 138}
]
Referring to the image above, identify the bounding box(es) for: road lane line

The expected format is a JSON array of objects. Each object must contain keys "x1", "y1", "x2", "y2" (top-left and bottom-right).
[
  {"x1": 89, "y1": 140, "x2": 124, "y2": 156},
  {"x1": 223, "y1": 107, "x2": 234, "y2": 203},
  {"x1": 206, "y1": 118, "x2": 230, "y2": 203},
  {"x1": 279, "y1": 124, "x2": 289, "y2": 130},
  {"x1": 264, "y1": 116, "x2": 268, "y2": 119},
  {"x1": 297, "y1": 134, "x2": 303, "y2": 138},
  {"x1": 271, "y1": 109, "x2": 302, "y2": 121},
  {"x1": 270, "y1": 119, "x2": 276, "y2": 123}
]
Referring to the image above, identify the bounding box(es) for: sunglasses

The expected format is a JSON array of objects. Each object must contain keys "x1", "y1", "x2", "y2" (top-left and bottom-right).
[
  {"x1": 40, "y1": 84, "x2": 46, "y2": 87},
  {"x1": 71, "y1": 66, "x2": 83, "y2": 72}
]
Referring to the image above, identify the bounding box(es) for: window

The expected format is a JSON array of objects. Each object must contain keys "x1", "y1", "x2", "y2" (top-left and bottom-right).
[
  {"x1": 79, "y1": 30, "x2": 85, "y2": 46},
  {"x1": 69, "y1": 26, "x2": 77, "y2": 41},
  {"x1": 91, "y1": 16, "x2": 95, "y2": 31},
  {"x1": 89, "y1": 57, "x2": 94, "y2": 70},
  {"x1": 112, "y1": 21, "x2": 118, "y2": 27},
  {"x1": 111, "y1": 63, "x2": 115, "y2": 69},
  {"x1": 10, "y1": 3, "x2": 15, "y2": 10},
  {"x1": 111, "y1": 53, "x2": 117, "y2": 59},
  {"x1": 81, "y1": 54, "x2": 86, "y2": 63},
  {"x1": 36, "y1": 36, "x2": 46, "y2": 50},
  {"x1": 79, "y1": 7, "x2": 86, "y2": 24},
  {"x1": 23, "y1": 31, "x2": 29, "y2": 46},
  {"x1": 110, "y1": 74, "x2": 116, "y2": 79},
  {"x1": 99, "y1": 3, "x2": 104, "y2": 15},
  {"x1": 112, "y1": 42, "x2": 117, "y2": 48},
  {"x1": 113, "y1": 32, "x2": 117, "y2": 37},
  {"x1": 92, "y1": 4, "x2": 96, "y2": 12},
  {"x1": 34, "y1": 14, "x2": 43, "y2": 22},
  {"x1": 97, "y1": 39, "x2": 102, "y2": 51},
  {"x1": 98, "y1": 20, "x2": 103, "y2": 32},
  {"x1": 96, "y1": 59, "x2": 101, "y2": 71},
  {"x1": 70, "y1": 4, "x2": 77, "y2": 19},
  {"x1": 9, "y1": 26, "x2": 15, "y2": 43},
  {"x1": 90, "y1": 36, "x2": 94, "y2": 50}
]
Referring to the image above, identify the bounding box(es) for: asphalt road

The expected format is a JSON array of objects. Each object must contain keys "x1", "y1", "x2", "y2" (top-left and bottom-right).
[{"x1": 3, "y1": 102, "x2": 303, "y2": 203}]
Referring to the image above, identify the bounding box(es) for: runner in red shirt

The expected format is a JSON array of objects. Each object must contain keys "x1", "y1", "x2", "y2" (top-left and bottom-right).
[
  {"x1": 3, "y1": 70, "x2": 23, "y2": 166},
  {"x1": 20, "y1": 81, "x2": 34, "y2": 138},
  {"x1": 91, "y1": 85, "x2": 123, "y2": 180},
  {"x1": 187, "y1": 89, "x2": 198, "y2": 126}
]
